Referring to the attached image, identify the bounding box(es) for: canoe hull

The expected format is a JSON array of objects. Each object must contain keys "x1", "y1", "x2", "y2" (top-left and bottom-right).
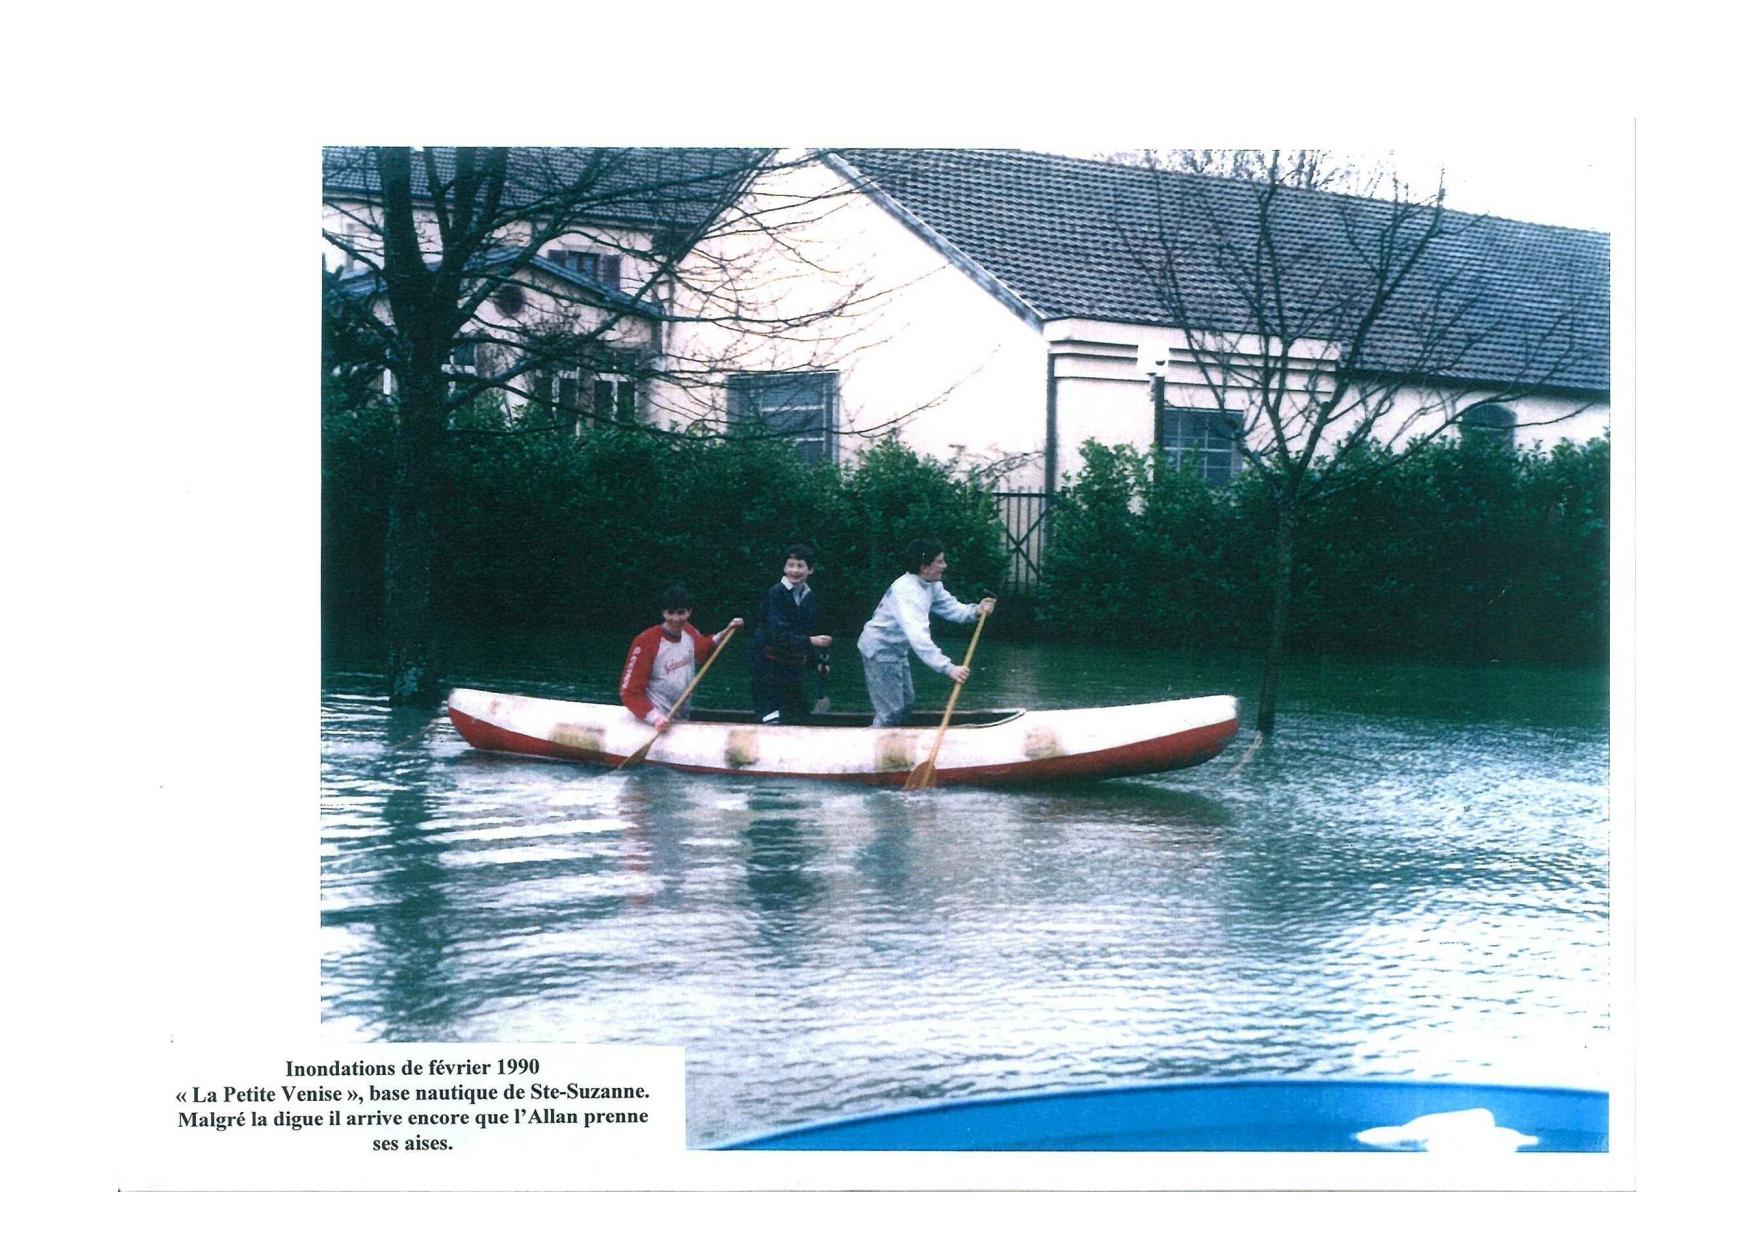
[{"x1": 446, "y1": 688, "x2": 1238, "y2": 786}]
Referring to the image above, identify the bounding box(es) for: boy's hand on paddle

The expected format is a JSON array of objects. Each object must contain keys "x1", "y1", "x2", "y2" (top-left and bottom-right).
[
  {"x1": 653, "y1": 715, "x2": 671, "y2": 733},
  {"x1": 978, "y1": 597, "x2": 997, "y2": 615},
  {"x1": 948, "y1": 665, "x2": 971, "y2": 685}
]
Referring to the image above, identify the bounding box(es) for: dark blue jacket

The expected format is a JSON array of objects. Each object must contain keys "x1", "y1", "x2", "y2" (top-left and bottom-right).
[{"x1": 749, "y1": 580, "x2": 826, "y2": 674}]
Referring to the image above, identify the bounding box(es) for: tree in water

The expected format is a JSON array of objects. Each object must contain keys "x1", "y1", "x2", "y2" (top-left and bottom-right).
[
  {"x1": 322, "y1": 147, "x2": 891, "y2": 704},
  {"x1": 1110, "y1": 149, "x2": 1606, "y2": 732}
]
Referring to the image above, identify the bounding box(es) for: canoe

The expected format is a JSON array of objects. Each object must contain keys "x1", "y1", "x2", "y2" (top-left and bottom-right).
[{"x1": 446, "y1": 687, "x2": 1239, "y2": 786}]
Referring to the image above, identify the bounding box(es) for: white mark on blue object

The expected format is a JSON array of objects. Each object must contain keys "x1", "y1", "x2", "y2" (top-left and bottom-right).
[{"x1": 1355, "y1": 1108, "x2": 1539, "y2": 1154}]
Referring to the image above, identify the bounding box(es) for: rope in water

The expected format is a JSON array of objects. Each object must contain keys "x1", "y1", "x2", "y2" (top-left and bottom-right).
[{"x1": 1224, "y1": 730, "x2": 1265, "y2": 776}]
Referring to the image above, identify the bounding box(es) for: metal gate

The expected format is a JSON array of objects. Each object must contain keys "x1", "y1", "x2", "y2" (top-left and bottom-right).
[{"x1": 993, "y1": 490, "x2": 1054, "y2": 595}]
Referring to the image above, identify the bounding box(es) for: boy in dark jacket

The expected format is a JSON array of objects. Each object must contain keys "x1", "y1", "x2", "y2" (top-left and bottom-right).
[{"x1": 748, "y1": 543, "x2": 832, "y2": 723}]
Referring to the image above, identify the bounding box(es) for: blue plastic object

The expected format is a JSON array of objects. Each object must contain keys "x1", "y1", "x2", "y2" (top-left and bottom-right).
[{"x1": 722, "y1": 1080, "x2": 1609, "y2": 1152}]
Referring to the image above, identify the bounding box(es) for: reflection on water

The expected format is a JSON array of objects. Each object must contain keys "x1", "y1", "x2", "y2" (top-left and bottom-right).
[{"x1": 321, "y1": 638, "x2": 1610, "y2": 1147}]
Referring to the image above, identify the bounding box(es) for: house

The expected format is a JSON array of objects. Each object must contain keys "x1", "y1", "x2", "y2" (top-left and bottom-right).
[
  {"x1": 322, "y1": 146, "x2": 1611, "y2": 584},
  {"x1": 657, "y1": 148, "x2": 1611, "y2": 493},
  {"x1": 321, "y1": 145, "x2": 764, "y2": 428}
]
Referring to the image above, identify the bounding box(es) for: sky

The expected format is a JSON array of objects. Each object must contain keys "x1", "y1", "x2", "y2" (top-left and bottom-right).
[
  {"x1": 1048, "y1": 133, "x2": 1629, "y2": 233},
  {"x1": 1334, "y1": 139, "x2": 1626, "y2": 232}
]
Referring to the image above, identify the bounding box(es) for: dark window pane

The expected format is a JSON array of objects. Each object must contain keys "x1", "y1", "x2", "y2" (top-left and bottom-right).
[
  {"x1": 1160, "y1": 407, "x2": 1240, "y2": 483},
  {"x1": 728, "y1": 372, "x2": 836, "y2": 464},
  {"x1": 1461, "y1": 403, "x2": 1517, "y2": 446}
]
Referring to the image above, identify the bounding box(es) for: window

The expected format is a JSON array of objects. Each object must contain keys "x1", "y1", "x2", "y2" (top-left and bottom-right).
[
  {"x1": 327, "y1": 218, "x2": 369, "y2": 271},
  {"x1": 594, "y1": 373, "x2": 637, "y2": 423},
  {"x1": 1159, "y1": 406, "x2": 1242, "y2": 483},
  {"x1": 547, "y1": 368, "x2": 582, "y2": 424},
  {"x1": 728, "y1": 372, "x2": 838, "y2": 464},
  {"x1": 1460, "y1": 403, "x2": 1517, "y2": 448},
  {"x1": 543, "y1": 248, "x2": 622, "y2": 291},
  {"x1": 539, "y1": 356, "x2": 641, "y2": 433},
  {"x1": 446, "y1": 340, "x2": 480, "y2": 399}
]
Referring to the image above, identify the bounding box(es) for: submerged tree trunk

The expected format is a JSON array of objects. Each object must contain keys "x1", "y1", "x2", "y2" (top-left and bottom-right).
[
  {"x1": 1255, "y1": 497, "x2": 1299, "y2": 734},
  {"x1": 383, "y1": 383, "x2": 445, "y2": 706}
]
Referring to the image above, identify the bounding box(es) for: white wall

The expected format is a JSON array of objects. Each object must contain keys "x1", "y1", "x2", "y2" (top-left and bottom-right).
[
  {"x1": 1048, "y1": 336, "x2": 1154, "y2": 480},
  {"x1": 1044, "y1": 319, "x2": 1610, "y2": 479},
  {"x1": 657, "y1": 156, "x2": 1050, "y2": 487}
]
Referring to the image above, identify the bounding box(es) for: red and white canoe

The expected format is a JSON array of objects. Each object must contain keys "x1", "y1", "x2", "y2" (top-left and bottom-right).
[{"x1": 446, "y1": 687, "x2": 1239, "y2": 786}]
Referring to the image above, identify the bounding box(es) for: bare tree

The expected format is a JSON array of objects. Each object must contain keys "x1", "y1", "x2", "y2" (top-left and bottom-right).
[
  {"x1": 1112, "y1": 149, "x2": 1606, "y2": 733},
  {"x1": 321, "y1": 146, "x2": 889, "y2": 704}
]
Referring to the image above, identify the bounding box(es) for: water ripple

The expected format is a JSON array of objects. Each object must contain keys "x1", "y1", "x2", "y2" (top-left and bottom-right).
[{"x1": 321, "y1": 650, "x2": 1610, "y2": 1145}]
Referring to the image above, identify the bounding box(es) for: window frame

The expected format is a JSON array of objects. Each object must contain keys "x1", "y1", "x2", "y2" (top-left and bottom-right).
[
  {"x1": 542, "y1": 247, "x2": 622, "y2": 291},
  {"x1": 726, "y1": 371, "x2": 840, "y2": 465},
  {"x1": 537, "y1": 353, "x2": 643, "y2": 433},
  {"x1": 1158, "y1": 405, "x2": 1244, "y2": 484},
  {"x1": 445, "y1": 339, "x2": 481, "y2": 401},
  {"x1": 1459, "y1": 402, "x2": 1518, "y2": 448},
  {"x1": 447, "y1": 340, "x2": 479, "y2": 375}
]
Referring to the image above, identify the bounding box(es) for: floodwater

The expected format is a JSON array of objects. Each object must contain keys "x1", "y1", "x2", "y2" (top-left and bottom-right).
[{"x1": 319, "y1": 633, "x2": 1610, "y2": 1148}]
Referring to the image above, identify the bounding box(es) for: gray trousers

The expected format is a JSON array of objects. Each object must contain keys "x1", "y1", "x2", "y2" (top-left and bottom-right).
[{"x1": 863, "y1": 655, "x2": 915, "y2": 727}]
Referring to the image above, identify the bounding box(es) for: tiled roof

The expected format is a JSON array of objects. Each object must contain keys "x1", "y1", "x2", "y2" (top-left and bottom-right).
[
  {"x1": 322, "y1": 146, "x2": 768, "y2": 236},
  {"x1": 833, "y1": 148, "x2": 1610, "y2": 395}
]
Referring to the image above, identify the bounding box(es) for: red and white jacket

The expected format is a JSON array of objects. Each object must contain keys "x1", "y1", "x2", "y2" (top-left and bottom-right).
[{"x1": 620, "y1": 623, "x2": 720, "y2": 724}]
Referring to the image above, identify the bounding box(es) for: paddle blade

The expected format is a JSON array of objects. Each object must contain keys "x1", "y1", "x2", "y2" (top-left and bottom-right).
[
  {"x1": 902, "y1": 759, "x2": 937, "y2": 791},
  {"x1": 618, "y1": 738, "x2": 657, "y2": 770}
]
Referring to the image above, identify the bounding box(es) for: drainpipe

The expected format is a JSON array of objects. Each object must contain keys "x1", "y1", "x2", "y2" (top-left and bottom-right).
[
  {"x1": 1151, "y1": 374, "x2": 1166, "y2": 467},
  {"x1": 1044, "y1": 351, "x2": 1059, "y2": 497}
]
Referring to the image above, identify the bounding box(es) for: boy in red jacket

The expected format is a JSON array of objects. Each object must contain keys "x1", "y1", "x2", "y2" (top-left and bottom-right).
[{"x1": 619, "y1": 585, "x2": 743, "y2": 732}]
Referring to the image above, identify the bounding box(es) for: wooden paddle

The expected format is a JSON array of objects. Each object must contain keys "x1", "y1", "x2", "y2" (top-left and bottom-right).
[
  {"x1": 903, "y1": 602, "x2": 993, "y2": 791},
  {"x1": 619, "y1": 625, "x2": 738, "y2": 770}
]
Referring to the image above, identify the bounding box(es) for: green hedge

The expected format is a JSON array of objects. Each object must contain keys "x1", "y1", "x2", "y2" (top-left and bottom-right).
[
  {"x1": 322, "y1": 403, "x2": 1009, "y2": 640},
  {"x1": 1037, "y1": 435, "x2": 1609, "y2": 663},
  {"x1": 326, "y1": 397, "x2": 1608, "y2": 664}
]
